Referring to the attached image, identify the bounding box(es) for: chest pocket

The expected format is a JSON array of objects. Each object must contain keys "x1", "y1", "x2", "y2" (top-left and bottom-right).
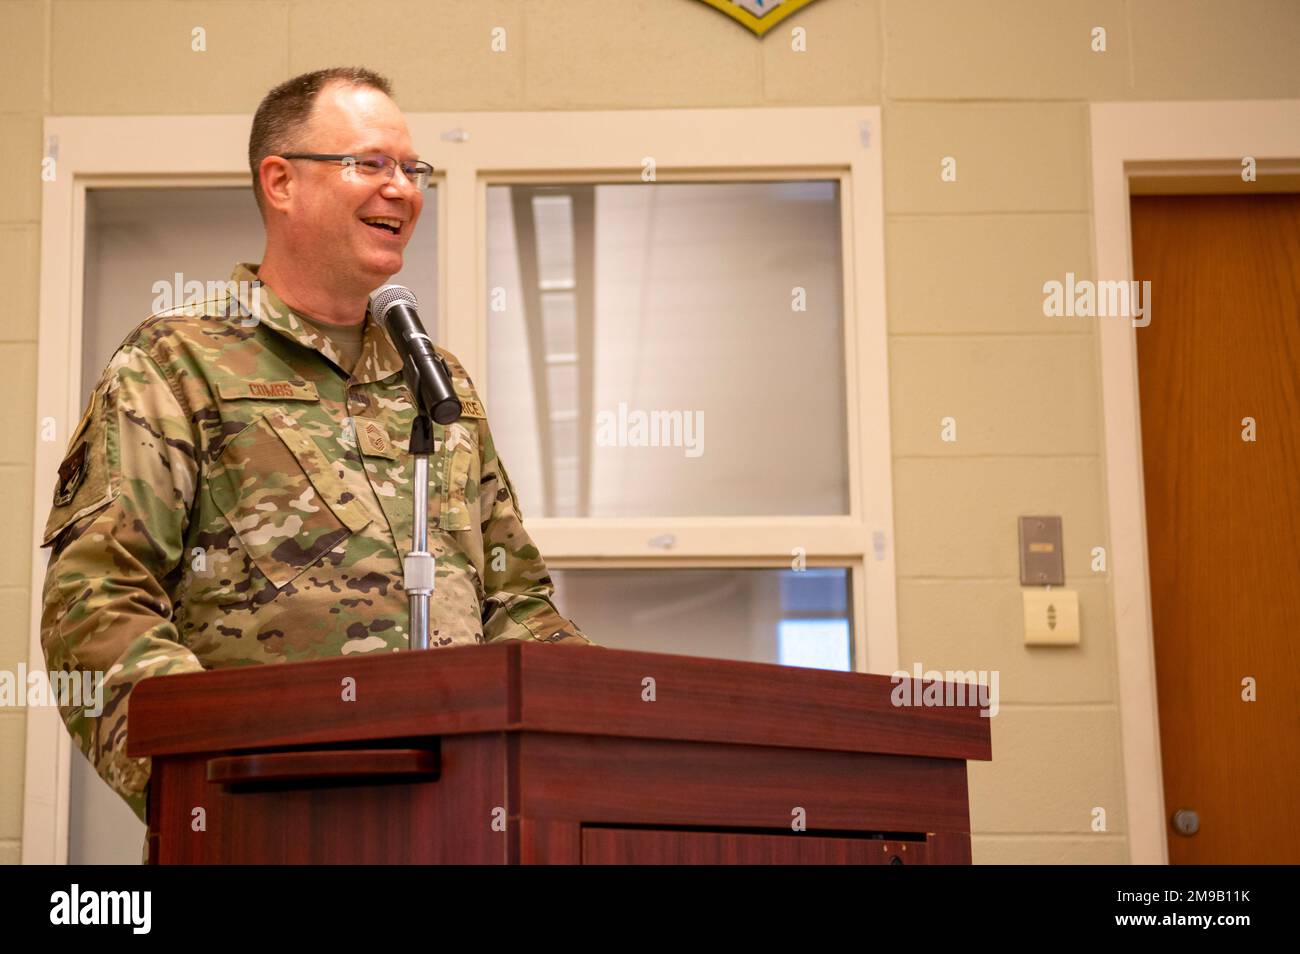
[
  {"x1": 438, "y1": 420, "x2": 481, "y2": 531},
  {"x1": 208, "y1": 407, "x2": 372, "y2": 588}
]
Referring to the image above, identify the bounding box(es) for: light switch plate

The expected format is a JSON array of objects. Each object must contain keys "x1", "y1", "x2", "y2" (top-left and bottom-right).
[
  {"x1": 1023, "y1": 588, "x2": 1080, "y2": 646},
  {"x1": 1019, "y1": 515, "x2": 1064, "y2": 586}
]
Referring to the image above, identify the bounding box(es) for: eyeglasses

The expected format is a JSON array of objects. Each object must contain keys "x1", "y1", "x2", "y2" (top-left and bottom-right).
[{"x1": 279, "y1": 152, "x2": 435, "y2": 190}]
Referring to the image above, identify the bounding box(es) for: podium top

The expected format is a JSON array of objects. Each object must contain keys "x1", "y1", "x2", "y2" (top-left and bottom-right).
[{"x1": 129, "y1": 643, "x2": 992, "y2": 762}]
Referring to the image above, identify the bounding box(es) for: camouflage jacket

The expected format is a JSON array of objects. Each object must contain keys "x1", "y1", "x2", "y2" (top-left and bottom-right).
[{"x1": 40, "y1": 261, "x2": 592, "y2": 827}]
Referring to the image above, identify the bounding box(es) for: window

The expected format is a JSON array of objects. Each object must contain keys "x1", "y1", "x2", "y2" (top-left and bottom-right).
[
  {"x1": 551, "y1": 567, "x2": 852, "y2": 670},
  {"x1": 486, "y1": 180, "x2": 848, "y2": 519},
  {"x1": 81, "y1": 185, "x2": 441, "y2": 385}
]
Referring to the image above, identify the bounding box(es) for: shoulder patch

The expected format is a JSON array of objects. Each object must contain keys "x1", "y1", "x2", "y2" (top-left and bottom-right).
[
  {"x1": 53, "y1": 441, "x2": 88, "y2": 505},
  {"x1": 42, "y1": 391, "x2": 118, "y2": 548}
]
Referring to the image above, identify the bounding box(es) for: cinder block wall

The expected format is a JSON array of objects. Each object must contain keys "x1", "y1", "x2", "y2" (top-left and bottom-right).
[{"x1": 1, "y1": 0, "x2": 1295, "y2": 865}]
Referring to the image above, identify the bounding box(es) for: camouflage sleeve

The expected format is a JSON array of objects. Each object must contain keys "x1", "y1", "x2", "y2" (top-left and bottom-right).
[
  {"x1": 40, "y1": 343, "x2": 207, "y2": 824},
  {"x1": 475, "y1": 420, "x2": 596, "y2": 647}
]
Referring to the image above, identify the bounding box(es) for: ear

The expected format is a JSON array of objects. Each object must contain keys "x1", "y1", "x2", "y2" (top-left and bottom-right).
[{"x1": 259, "y1": 155, "x2": 295, "y2": 215}]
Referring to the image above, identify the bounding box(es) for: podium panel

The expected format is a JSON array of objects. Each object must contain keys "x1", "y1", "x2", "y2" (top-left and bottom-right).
[{"x1": 131, "y1": 644, "x2": 991, "y2": 864}]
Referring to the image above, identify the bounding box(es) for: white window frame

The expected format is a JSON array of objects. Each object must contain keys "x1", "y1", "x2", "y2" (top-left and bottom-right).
[
  {"x1": 24, "y1": 107, "x2": 895, "y2": 863},
  {"x1": 1089, "y1": 98, "x2": 1300, "y2": 865}
]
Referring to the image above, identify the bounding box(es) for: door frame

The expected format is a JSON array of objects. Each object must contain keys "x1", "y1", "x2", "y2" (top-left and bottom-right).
[{"x1": 1089, "y1": 99, "x2": 1300, "y2": 865}]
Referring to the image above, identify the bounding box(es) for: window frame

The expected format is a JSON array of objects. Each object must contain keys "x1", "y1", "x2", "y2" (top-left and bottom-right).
[
  {"x1": 417, "y1": 108, "x2": 895, "y2": 681},
  {"x1": 26, "y1": 107, "x2": 896, "y2": 863}
]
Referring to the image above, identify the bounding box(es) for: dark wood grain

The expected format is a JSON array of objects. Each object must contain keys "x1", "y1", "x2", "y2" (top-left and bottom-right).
[
  {"x1": 131, "y1": 643, "x2": 992, "y2": 761},
  {"x1": 514, "y1": 818, "x2": 582, "y2": 864},
  {"x1": 515, "y1": 733, "x2": 972, "y2": 833},
  {"x1": 582, "y1": 829, "x2": 928, "y2": 864},
  {"x1": 152, "y1": 735, "x2": 505, "y2": 864},
  {"x1": 134, "y1": 644, "x2": 988, "y2": 864},
  {"x1": 129, "y1": 646, "x2": 513, "y2": 756},
  {"x1": 518, "y1": 643, "x2": 992, "y2": 760},
  {"x1": 206, "y1": 748, "x2": 440, "y2": 785},
  {"x1": 924, "y1": 830, "x2": 973, "y2": 864}
]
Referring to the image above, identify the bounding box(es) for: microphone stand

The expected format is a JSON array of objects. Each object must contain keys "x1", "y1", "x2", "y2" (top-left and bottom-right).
[{"x1": 406, "y1": 414, "x2": 435, "y2": 650}]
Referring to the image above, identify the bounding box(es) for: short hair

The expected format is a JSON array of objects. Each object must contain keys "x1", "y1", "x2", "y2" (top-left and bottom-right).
[{"x1": 248, "y1": 67, "x2": 394, "y2": 218}]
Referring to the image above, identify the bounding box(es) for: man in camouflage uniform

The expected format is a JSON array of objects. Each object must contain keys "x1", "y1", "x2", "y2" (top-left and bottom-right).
[{"x1": 39, "y1": 67, "x2": 592, "y2": 836}]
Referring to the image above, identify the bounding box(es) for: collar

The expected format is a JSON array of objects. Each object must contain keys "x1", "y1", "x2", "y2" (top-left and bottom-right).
[{"x1": 228, "y1": 263, "x2": 407, "y2": 385}]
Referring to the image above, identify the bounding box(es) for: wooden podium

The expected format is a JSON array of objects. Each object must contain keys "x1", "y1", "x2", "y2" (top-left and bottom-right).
[{"x1": 129, "y1": 643, "x2": 992, "y2": 864}]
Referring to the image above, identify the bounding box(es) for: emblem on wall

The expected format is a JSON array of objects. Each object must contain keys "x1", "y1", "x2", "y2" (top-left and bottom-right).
[{"x1": 696, "y1": 0, "x2": 823, "y2": 36}]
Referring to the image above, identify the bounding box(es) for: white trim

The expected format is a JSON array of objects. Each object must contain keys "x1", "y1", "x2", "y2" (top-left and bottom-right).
[
  {"x1": 24, "y1": 107, "x2": 894, "y2": 861},
  {"x1": 1088, "y1": 99, "x2": 1300, "y2": 866}
]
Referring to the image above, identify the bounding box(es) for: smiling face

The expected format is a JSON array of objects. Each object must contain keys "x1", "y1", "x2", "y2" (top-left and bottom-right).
[{"x1": 261, "y1": 82, "x2": 425, "y2": 298}]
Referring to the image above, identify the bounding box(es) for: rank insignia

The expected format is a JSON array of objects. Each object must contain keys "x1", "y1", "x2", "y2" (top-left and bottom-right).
[{"x1": 356, "y1": 417, "x2": 399, "y2": 459}]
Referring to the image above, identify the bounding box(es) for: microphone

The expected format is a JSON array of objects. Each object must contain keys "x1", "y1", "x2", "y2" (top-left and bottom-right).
[{"x1": 370, "y1": 285, "x2": 462, "y2": 425}]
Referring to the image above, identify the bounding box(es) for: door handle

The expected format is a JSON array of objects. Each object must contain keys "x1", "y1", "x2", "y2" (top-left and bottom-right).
[{"x1": 1171, "y1": 808, "x2": 1199, "y2": 836}]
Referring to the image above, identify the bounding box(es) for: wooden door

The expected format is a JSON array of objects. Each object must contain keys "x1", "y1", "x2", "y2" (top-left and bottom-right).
[{"x1": 1131, "y1": 194, "x2": 1300, "y2": 864}]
